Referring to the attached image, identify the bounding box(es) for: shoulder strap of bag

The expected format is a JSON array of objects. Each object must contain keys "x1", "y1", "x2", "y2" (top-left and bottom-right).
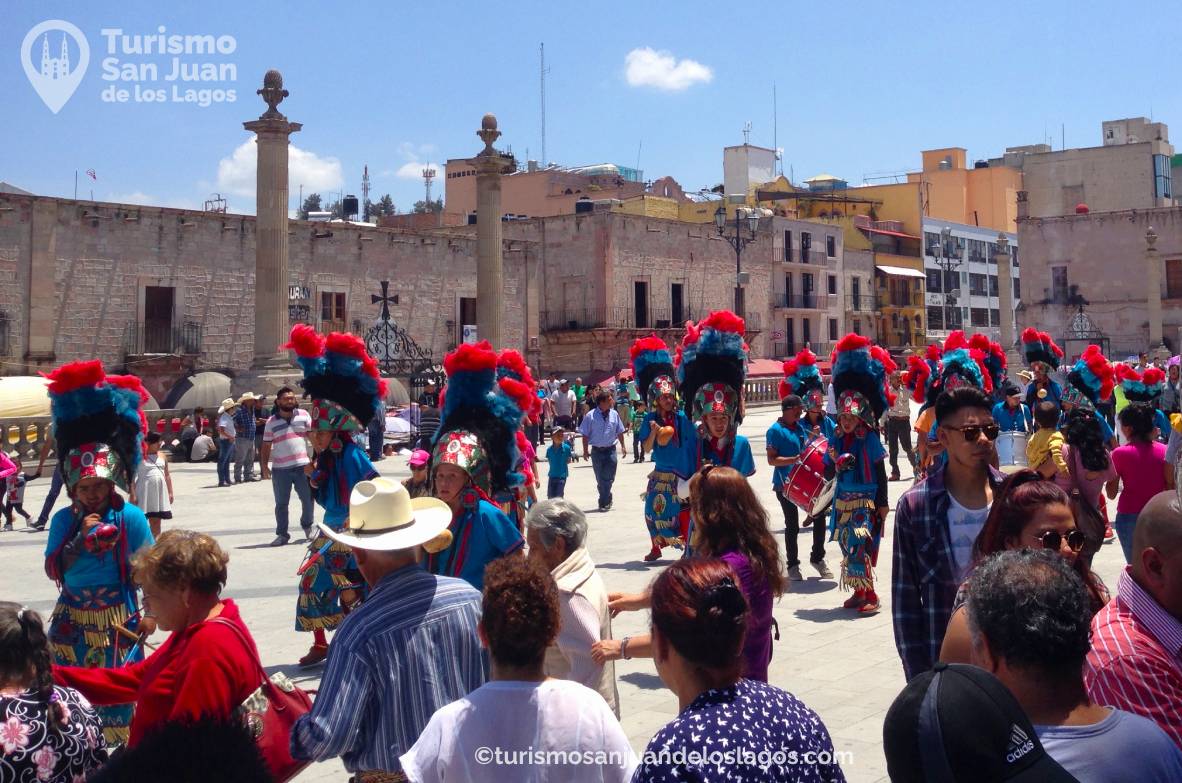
[{"x1": 210, "y1": 616, "x2": 270, "y2": 687}]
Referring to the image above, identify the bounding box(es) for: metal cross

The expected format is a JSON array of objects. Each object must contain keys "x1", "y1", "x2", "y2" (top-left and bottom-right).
[{"x1": 370, "y1": 280, "x2": 398, "y2": 322}]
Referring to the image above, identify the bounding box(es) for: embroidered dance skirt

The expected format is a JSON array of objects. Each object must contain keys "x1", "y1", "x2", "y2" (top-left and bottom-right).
[
  {"x1": 48, "y1": 584, "x2": 141, "y2": 746},
  {"x1": 828, "y1": 492, "x2": 882, "y2": 592},
  {"x1": 296, "y1": 533, "x2": 367, "y2": 632},
  {"x1": 645, "y1": 470, "x2": 684, "y2": 547}
]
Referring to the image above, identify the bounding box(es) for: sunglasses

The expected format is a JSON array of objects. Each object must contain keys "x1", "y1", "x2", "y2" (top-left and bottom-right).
[
  {"x1": 943, "y1": 423, "x2": 1001, "y2": 442},
  {"x1": 1035, "y1": 529, "x2": 1086, "y2": 553}
]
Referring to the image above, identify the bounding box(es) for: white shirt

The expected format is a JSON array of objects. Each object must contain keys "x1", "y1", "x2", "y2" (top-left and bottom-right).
[
  {"x1": 825, "y1": 383, "x2": 837, "y2": 415},
  {"x1": 191, "y1": 434, "x2": 215, "y2": 461},
  {"x1": 217, "y1": 412, "x2": 236, "y2": 438},
  {"x1": 401, "y1": 679, "x2": 637, "y2": 783},
  {"x1": 551, "y1": 390, "x2": 577, "y2": 418},
  {"x1": 946, "y1": 492, "x2": 990, "y2": 580}
]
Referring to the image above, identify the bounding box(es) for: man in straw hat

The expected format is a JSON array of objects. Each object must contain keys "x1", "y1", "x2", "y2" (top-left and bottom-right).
[
  {"x1": 291, "y1": 477, "x2": 488, "y2": 781},
  {"x1": 233, "y1": 392, "x2": 260, "y2": 484},
  {"x1": 215, "y1": 397, "x2": 239, "y2": 488}
]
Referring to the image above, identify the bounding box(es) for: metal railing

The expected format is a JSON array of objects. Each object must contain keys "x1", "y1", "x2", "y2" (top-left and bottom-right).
[
  {"x1": 792, "y1": 248, "x2": 838, "y2": 265},
  {"x1": 769, "y1": 341, "x2": 834, "y2": 358},
  {"x1": 846, "y1": 294, "x2": 875, "y2": 313},
  {"x1": 124, "y1": 322, "x2": 202, "y2": 356},
  {"x1": 0, "y1": 314, "x2": 10, "y2": 357},
  {"x1": 877, "y1": 291, "x2": 925, "y2": 308},
  {"x1": 773, "y1": 293, "x2": 836, "y2": 310}
]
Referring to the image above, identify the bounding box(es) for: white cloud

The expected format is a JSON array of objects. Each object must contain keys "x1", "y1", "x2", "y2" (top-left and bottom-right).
[
  {"x1": 624, "y1": 47, "x2": 712, "y2": 91},
  {"x1": 215, "y1": 139, "x2": 344, "y2": 199},
  {"x1": 394, "y1": 161, "x2": 445, "y2": 180}
]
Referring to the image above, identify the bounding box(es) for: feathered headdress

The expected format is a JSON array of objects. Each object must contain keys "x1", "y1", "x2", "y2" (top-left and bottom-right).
[
  {"x1": 904, "y1": 344, "x2": 943, "y2": 408},
  {"x1": 830, "y1": 334, "x2": 896, "y2": 427},
  {"x1": 1116, "y1": 364, "x2": 1165, "y2": 404},
  {"x1": 779, "y1": 348, "x2": 824, "y2": 408},
  {"x1": 677, "y1": 311, "x2": 748, "y2": 422},
  {"x1": 630, "y1": 335, "x2": 677, "y2": 405},
  {"x1": 44, "y1": 360, "x2": 147, "y2": 491},
  {"x1": 971, "y1": 333, "x2": 1008, "y2": 393},
  {"x1": 284, "y1": 324, "x2": 387, "y2": 431},
  {"x1": 496, "y1": 349, "x2": 541, "y2": 423},
  {"x1": 1064, "y1": 345, "x2": 1114, "y2": 410},
  {"x1": 1022, "y1": 327, "x2": 1064, "y2": 370},
  {"x1": 927, "y1": 330, "x2": 991, "y2": 400},
  {"x1": 433, "y1": 341, "x2": 525, "y2": 499}
]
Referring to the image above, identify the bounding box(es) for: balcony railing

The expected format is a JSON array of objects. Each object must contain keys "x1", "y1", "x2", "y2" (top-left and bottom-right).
[
  {"x1": 773, "y1": 293, "x2": 836, "y2": 310},
  {"x1": 540, "y1": 306, "x2": 737, "y2": 333},
  {"x1": 877, "y1": 291, "x2": 925, "y2": 308},
  {"x1": 124, "y1": 322, "x2": 202, "y2": 356},
  {"x1": 846, "y1": 294, "x2": 875, "y2": 313},
  {"x1": 770, "y1": 341, "x2": 834, "y2": 359},
  {"x1": 791, "y1": 248, "x2": 838, "y2": 265}
]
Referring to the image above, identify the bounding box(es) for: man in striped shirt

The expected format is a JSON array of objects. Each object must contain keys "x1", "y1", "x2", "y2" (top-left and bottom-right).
[
  {"x1": 1086, "y1": 490, "x2": 1182, "y2": 749},
  {"x1": 261, "y1": 386, "x2": 314, "y2": 546},
  {"x1": 291, "y1": 478, "x2": 488, "y2": 779}
]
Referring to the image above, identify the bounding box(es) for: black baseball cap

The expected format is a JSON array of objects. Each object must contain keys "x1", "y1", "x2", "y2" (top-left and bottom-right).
[
  {"x1": 782, "y1": 394, "x2": 804, "y2": 410},
  {"x1": 883, "y1": 663, "x2": 1077, "y2": 783}
]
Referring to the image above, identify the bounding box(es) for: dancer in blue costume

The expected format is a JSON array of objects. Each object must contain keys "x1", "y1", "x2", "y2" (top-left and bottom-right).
[
  {"x1": 426, "y1": 341, "x2": 525, "y2": 590},
  {"x1": 825, "y1": 334, "x2": 895, "y2": 614},
  {"x1": 285, "y1": 324, "x2": 384, "y2": 667},
  {"x1": 634, "y1": 335, "x2": 697, "y2": 562},
  {"x1": 42, "y1": 361, "x2": 154, "y2": 746},
  {"x1": 780, "y1": 347, "x2": 835, "y2": 533},
  {"x1": 677, "y1": 311, "x2": 754, "y2": 555}
]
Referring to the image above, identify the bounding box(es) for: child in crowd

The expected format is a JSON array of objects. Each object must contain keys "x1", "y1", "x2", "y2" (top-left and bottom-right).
[
  {"x1": 134, "y1": 432, "x2": 174, "y2": 537},
  {"x1": 545, "y1": 428, "x2": 572, "y2": 498},
  {"x1": 3, "y1": 455, "x2": 34, "y2": 530},
  {"x1": 631, "y1": 399, "x2": 647, "y2": 463},
  {"x1": 1027, "y1": 400, "x2": 1069, "y2": 480},
  {"x1": 402, "y1": 449, "x2": 431, "y2": 498}
]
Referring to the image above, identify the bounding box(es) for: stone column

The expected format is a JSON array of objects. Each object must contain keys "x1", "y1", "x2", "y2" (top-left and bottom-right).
[
  {"x1": 1147, "y1": 226, "x2": 1167, "y2": 358},
  {"x1": 473, "y1": 114, "x2": 515, "y2": 350},
  {"x1": 243, "y1": 70, "x2": 301, "y2": 369},
  {"x1": 994, "y1": 233, "x2": 1019, "y2": 367}
]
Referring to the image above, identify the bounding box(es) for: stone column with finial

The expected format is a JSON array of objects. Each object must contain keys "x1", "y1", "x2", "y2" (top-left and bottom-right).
[
  {"x1": 1146, "y1": 226, "x2": 1168, "y2": 359},
  {"x1": 243, "y1": 70, "x2": 301, "y2": 371},
  {"x1": 994, "y1": 233, "x2": 1020, "y2": 367},
  {"x1": 473, "y1": 114, "x2": 515, "y2": 350}
]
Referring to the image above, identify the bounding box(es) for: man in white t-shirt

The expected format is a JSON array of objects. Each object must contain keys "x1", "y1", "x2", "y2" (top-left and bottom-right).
[
  {"x1": 261, "y1": 386, "x2": 314, "y2": 546},
  {"x1": 550, "y1": 379, "x2": 578, "y2": 430},
  {"x1": 215, "y1": 398, "x2": 238, "y2": 488},
  {"x1": 401, "y1": 557, "x2": 635, "y2": 783},
  {"x1": 190, "y1": 431, "x2": 216, "y2": 462}
]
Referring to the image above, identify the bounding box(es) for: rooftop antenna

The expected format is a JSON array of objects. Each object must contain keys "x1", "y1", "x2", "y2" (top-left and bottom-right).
[
  {"x1": 773, "y1": 84, "x2": 781, "y2": 175},
  {"x1": 422, "y1": 166, "x2": 436, "y2": 205},
  {"x1": 204, "y1": 193, "x2": 227, "y2": 213},
  {"x1": 540, "y1": 43, "x2": 549, "y2": 165},
  {"x1": 361, "y1": 164, "x2": 371, "y2": 217},
  {"x1": 636, "y1": 139, "x2": 642, "y2": 174},
  {"x1": 742, "y1": 121, "x2": 752, "y2": 145}
]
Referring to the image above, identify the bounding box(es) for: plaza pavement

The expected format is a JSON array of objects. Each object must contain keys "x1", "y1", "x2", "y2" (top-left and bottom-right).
[{"x1": 1, "y1": 404, "x2": 1131, "y2": 782}]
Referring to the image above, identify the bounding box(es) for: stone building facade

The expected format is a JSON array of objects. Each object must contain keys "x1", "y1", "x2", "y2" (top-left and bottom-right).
[
  {"x1": 1017, "y1": 204, "x2": 1182, "y2": 358},
  {"x1": 0, "y1": 193, "x2": 529, "y2": 380}
]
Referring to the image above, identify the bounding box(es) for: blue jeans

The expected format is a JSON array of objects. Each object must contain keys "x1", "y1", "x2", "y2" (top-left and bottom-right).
[
  {"x1": 590, "y1": 447, "x2": 618, "y2": 508},
  {"x1": 547, "y1": 477, "x2": 566, "y2": 498},
  {"x1": 217, "y1": 438, "x2": 234, "y2": 485},
  {"x1": 272, "y1": 465, "x2": 314, "y2": 537},
  {"x1": 36, "y1": 468, "x2": 64, "y2": 525},
  {"x1": 1114, "y1": 512, "x2": 1139, "y2": 564}
]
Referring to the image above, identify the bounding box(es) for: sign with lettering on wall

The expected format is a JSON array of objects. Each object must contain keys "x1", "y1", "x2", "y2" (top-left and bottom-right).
[
  {"x1": 462, "y1": 324, "x2": 478, "y2": 344},
  {"x1": 289, "y1": 285, "x2": 311, "y2": 301},
  {"x1": 288, "y1": 304, "x2": 311, "y2": 322}
]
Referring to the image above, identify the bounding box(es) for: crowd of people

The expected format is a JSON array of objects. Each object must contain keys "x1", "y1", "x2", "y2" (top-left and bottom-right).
[{"x1": 6, "y1": 319, "x2": 1182, "y2": 783}]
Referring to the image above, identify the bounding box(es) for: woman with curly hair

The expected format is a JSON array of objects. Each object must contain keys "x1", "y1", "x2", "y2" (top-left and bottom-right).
[
  {"x1": 939, "y1": 469, "x2": 1109, "y2": 665},
  {"x1": 0, "y1": 603, "x2": 107, "y2": 782},
  {"x1": 592, "y1": 466, "x2": 785, "y2": 682},
  {"x1": 401, "y1": 557, "x2": 636, "y2": 782},
  {"x1": 1059, "y1": 406, "x2": 1117, "y2": 551}
]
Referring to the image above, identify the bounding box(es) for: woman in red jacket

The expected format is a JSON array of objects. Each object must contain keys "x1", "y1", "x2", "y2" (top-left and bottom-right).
[{"x1": 54, "y1": 530, "x2": 260, "y2": 747}]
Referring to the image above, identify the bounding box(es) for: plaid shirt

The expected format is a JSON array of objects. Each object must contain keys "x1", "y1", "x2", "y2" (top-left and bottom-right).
[
  {"x1": 1086, "y1": 567, "x2": 1182, "y2": 749},
  {"x1": 233, "y1": 406, "x2": 257, "y2": 439},
  {"x1": 891, "y1": 461, "x2": 1006, "y2": 681}
]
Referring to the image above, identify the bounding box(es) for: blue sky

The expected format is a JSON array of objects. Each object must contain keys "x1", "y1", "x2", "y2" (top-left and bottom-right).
[{"x1": 2, "y1": 0, "x2": 1177, "y2": 215}]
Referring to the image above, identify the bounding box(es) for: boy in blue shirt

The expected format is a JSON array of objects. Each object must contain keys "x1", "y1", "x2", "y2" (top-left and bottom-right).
[{"x1": 544, "y1": 428, "x2": 572, "y2": 498}]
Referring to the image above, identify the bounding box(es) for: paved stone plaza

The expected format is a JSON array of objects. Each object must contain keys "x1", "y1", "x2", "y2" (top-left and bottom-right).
[{"x1": 1, "y1": 405, "x2": 1130, "y2": 782}]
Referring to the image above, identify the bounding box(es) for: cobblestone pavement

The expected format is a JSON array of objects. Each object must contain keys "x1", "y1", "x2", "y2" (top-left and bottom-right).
[{"x1": 2, "y1": 404, "x2": 1130, "y2": 782}]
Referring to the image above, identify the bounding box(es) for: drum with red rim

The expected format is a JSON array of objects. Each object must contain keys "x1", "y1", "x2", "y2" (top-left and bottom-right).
[{"x1": 785, "y1": 437, "x2": 836, "y2": 516}]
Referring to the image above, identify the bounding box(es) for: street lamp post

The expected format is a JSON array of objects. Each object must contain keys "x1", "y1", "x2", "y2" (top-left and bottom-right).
[{"x1": 715, "y1": 205, "x2": 760, "y2": 318}]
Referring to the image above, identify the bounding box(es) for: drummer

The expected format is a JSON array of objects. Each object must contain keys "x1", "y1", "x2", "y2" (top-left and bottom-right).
[
  {"x1": 783, "y1": 349, "x2": 837, "y2": 536},
  {"x1": 767, "y1": 395, "x2": 831, "y2": 582},
  {"x1": 992, "y1": 383, "x2": 1032, "y2": 434}
]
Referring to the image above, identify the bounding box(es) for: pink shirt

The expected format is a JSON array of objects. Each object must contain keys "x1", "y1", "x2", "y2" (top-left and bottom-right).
[
  {"x1": 1056, "y1": 444, "x2": 1117, "y2": 505},
  {"x1": 1110, "y1": 441, "x2": 1167, "y2": 515}
]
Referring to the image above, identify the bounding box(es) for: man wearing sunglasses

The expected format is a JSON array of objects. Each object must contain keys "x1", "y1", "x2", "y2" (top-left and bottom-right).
[{"x1": 893, "y1": 385, "x2": 1007, "y2": 681}]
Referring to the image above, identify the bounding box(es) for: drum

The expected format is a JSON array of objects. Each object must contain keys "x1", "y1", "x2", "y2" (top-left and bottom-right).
[
  {"x1": 786, "y1": 437, "x2": 837, "y2": 516},
  {"x1": 996, "y1": 431, "x2": 1028, "y2": 473}
]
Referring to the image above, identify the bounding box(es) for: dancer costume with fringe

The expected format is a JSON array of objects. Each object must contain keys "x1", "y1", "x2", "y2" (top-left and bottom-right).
[
  {"x1": 285, "y1": 325, "x2": 384, "y2": 632},
  {"x1": 42, "y1": 361, "x2": 154, "y2": 746}
]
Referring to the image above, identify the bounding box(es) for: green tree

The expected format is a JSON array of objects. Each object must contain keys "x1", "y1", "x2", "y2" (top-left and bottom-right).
[
  {"x1": 299, "y1": 193, "x2": 322, "y2": 219},
  {"x1": 377, "y1": 194, "x2": 396, "y2": 216},
  {"x1": 412, "y1": 197, "x2": 443, "y2": 214}
]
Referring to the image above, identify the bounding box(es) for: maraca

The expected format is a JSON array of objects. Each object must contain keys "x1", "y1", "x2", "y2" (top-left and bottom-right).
[
  {"x1": 836, "y1": 453, "x2": 856, "y2": 473},
  {"x1": 84, "y1": 523, "x2": 120, "y2": 553},
  {"x1": 655, "y1": 426, "x2": 675, "y2": 446}
]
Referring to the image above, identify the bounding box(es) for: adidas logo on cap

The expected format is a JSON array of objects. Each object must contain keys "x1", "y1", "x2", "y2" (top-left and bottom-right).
[{"x1": 1006, "y1": 724, "x2": 1034, "y2": 764}]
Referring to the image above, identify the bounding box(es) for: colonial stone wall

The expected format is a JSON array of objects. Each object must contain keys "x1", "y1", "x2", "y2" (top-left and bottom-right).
[
  {"x1": 1017, "y1": 205, "x2": 1182, "y2": 357},
  {"x1": 0, "y1": 194, "x2": 528, "y2": 377}
]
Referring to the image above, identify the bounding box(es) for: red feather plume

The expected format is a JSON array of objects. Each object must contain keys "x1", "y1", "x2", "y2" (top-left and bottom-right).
[
  {"x1": 870, "y1": 345, "x2": 897, "y2": 375},
  {"x1": 700, "y1": 310, "x2": 746, "y2": 336},
  {"x1": 497, "y1": 350, "x2": 533, "y2": 384},
  {"x1": 944, "y1": 330, "x2": 969, "y2": 352},
  {"x1": 1021, "y1": 327, "x2": 1042, "y2": 345},
  {"x1": 282, "y1": 324, "x2": 325, "y2": 358},
  {"x1": 795, "y1": 348, "x2": 817, "y2": 366},
  {"x1": 106, "y1": 374, "x2": 149, "y2": 404},
  {"x1": 1143, "y1": 367, "x2": 1166, "y2": 386},
  {"x1": 445, "y1": 341, "x2": 498, "y2": 375},
  {"x1": 498, "y1": 377, "x2": 536, "y2": 417},
  {"x1": 906, "y1": 355, "x2": 931, "y2": 403},
  {"x1": 926, "y1": 344, "x2": 943, "y2": 361},
  {"x1": 990, "y1": 341, "x2": 1007, "y2": 369},
  {"x1": 325, "y1": 332, "x2": 381, "y2": 381},
  {"x1": 834, "y1": 333, "x2": 870, "y2": 353},
  {"x1": 969, "y1": 333, "x2": 990, "y2": 352},
  {"x1": 43, "y1": 360, "x2": 106, "y2": 395},
  {"x1": 630, "y1": 335, "x2": 671, "y2": 361},
  {"x1": 969, "y1": 349, "x2": 994, "y2": 393}
]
